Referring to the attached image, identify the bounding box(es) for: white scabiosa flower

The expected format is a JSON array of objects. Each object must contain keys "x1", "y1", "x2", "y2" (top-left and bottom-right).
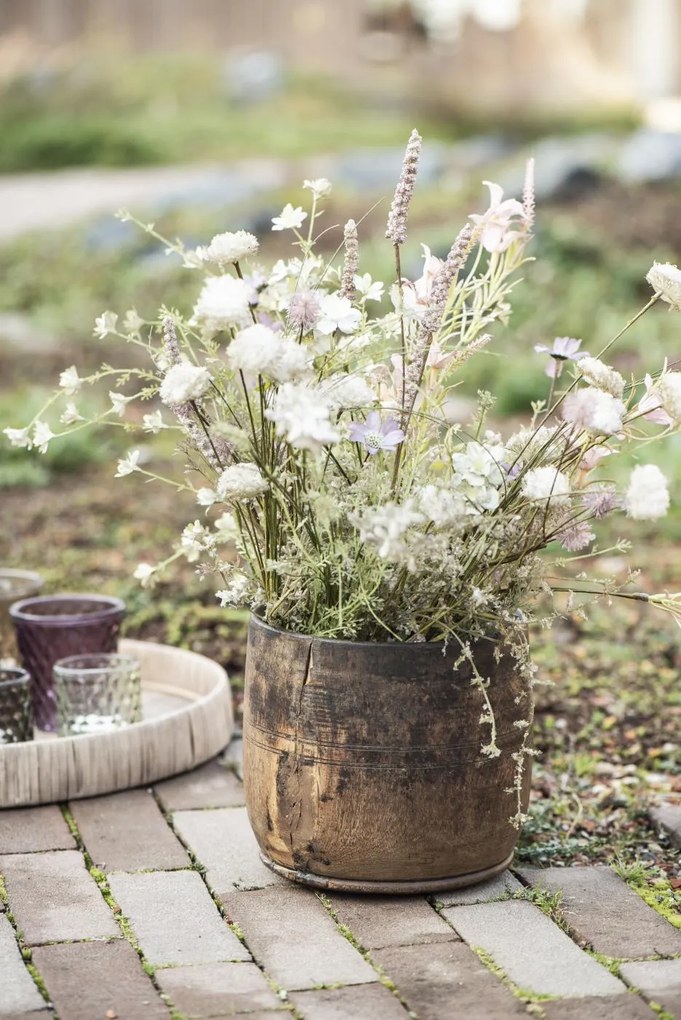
[
  {"x1": 646, "y1": 262, "x2": 681, "y2": 311},
  {"x1": 317, "y1": 294, "x2": 362, "y2": 335},
  {"x1": 227, "y1": 324, "x2": 282, "y2": 376},
  {"x1": 521, "y1": 466, "x2": 571, "y2": 505},
  {"x1": 216, "y1": 463, "x2": 269, "y2": 501},
  {"x1": 272, "y1": 204, "x2": 307, "y2": 232},
  {"x1": 657, "y1": 372, "x2": 681, "y2": 424},
  {"x1": 203, "y1": 231, "x2": 259, "y2": 266},
  {"x1": 196, "y1": 487, "x2": 218, "y2": 507},
  {"x1": 578, "y1": 356, "x2": 625, "y2": 399},
  {"x1": 265, "y1": 383, "x2": 339, "y2": 451},
  {"x1": 4, "y1": 427, "x2": 31, "y2": 448},
  {"x1": 115, "y1": 450, "x2": 141, "y2": 477},
  {"x1": 59, "y1": 365, "x2": 82, "y2": 395},
  {"x1": 32, "y1": 421, "x2": 55, "y2": 455},
  {"x1": 268, "y1": 339, "x2": 311, "y2": 384},
  {"x1": 192, "y1": 275, "x2": 253, "y2": 332},
  {"x1": 159, "y1": 363, "x2": 212, "y2": 406},
  {"x1": 319, "y1": 374, "x2": 375, "y2": 411},
  {"x1": 562, "y1": 387, "x2": 625, "y2": 435},
  {"x1": 625, "y1": 464, "x2": 670, "y2": 520}
]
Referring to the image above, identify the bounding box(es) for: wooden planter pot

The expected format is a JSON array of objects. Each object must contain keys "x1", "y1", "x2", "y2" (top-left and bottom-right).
[{"x1": 243, "y1": 616, "x2": 532, "y2": 893}]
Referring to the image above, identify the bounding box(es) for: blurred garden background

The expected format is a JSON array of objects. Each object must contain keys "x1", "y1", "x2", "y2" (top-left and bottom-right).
[{"x1": 0, "y1": 0, "x2": 679, "y2": 909}]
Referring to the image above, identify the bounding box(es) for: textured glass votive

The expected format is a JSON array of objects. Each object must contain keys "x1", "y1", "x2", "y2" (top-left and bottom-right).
[
  {"x1": 0, "y1": 570, "x2": 44, "y2": 663},
  {"x1": 0, "y1": 666, "x2": 33, "y2": 743},
  {"x1": 54, "y1": 653, "x2": 142, "y2": 736},
  {"x1": 9, "y1": 595, "x2": 126, "y2": 733}
]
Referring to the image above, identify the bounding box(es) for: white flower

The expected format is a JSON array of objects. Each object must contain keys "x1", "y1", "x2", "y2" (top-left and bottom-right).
[
  {"x1": 521, "y1": 466, "x2": 571, "y2": 505},
  {"x1": 319, "y1": 374, "x2": 375, "y2": 411},
  {"x1": 352, "y1": 500, "x2": 425, "y2": 566},
  {"x1": 32, "y1": 421, "x2": 54, "y2": 455},
  {"x1": 203, "y1": 231, "x2": 259, "y2": 266},
  {"x1": 109, "y1": 391, "x2": 134, "y2": 417},
  {"x1": 228, "y1": 324, "x2": 282, "y2": 376},
  {"x1": 159, "y1": 363, "x2": 212, "y2": 406},
  {"x1": 60, "y1": 402, "x2": 83, "y2": 425},
  {"x1": 115, "y1": 450, "x2": 141, "y2": 477},
  {"x1": 266, "y1": 383, "x2": 339, "y2": 451},
  {"x1": 303, "y1": 178, "x2": 332, "y2": 199},
  {"x1": 317, "y1": 294, "x2": 362, "y2": 335},
  {"x1": 214, "y1": 512, "x2": 238, "y2": 542},
  {"x1": 562, "y1": 387, "x2": 625, "y2": 435},
  {"x1": 181, "y1": 520, "x2": 211, "y2": 561},
  {"x1": 272, "y1": 204, "x2": 307, "y2": 232},
  {"x1": 94, "y1": 311, "x2": 118, "y2": 338},
  {"x1": 133, "y1": 563, "x2": 157, "y2": 588},
  {"x1": 625, "y1": 464, "x2": 669, "y2": 520},
  {"x1": 646, "y1": 262, "x2": 681, "y2": 311},
  {"x1": 3, "y1": 427, "x2": 30, "y2": 448},
  {"x1": 196, "y1": 487, "x2": 218, "y2": 507},
  {"x1": 417, "y1": 484, "x2": 466, "y2": 527},
  {"x1": 142, "y1": 410, "x2": 166, "y2": 434},
  {"x1": 216, "y1": 573, "x2": 251, "y2": 607},
  {"x1": 578, "y1": 356, "x2": 625, "y2": 399},
  {"x1": 657, "y1": 372, "x2": 681, "y2": 424},
  {"x1": 59, "y1": 365, "x2": 82, "y2": 395},
  {"x1": 192, "y1": 275, "x2": 253, "y2": 332},
  {"x1": 269, "y1": 339, "x2": 311, "y2": 383},
  {"x1": 452, "y1": 443, "x2": 504, "y2": 487},
  {"x1": 123, "y1": 309, "x2": 144, "y2": 333},
  {"x1": 354, "y1": 273, "x2": 384, "y2": 302},
  {"x1": 216, "y1": 463, "x2": 269, "y2": 501}
]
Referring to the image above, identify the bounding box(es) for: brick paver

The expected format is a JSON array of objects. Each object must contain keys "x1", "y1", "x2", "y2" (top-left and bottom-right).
[
  {"x1": 290, "y1": 984, "x2": 410, "y2": 1019},
  {"x1": 444, "y1": 900, "x2": 625, "y2": 998},
  {"x1": 518, "y1": 866, "x2": 681, "y2": 958},
  {"x1": 70, "y1": 790, "x2": 189, "y2": 872},
  {"x1": 620, "y1": 959, "x2": 681, "y2": 1018},
  {"x1": 0, "y1": 913, "x2": 48, "y2": 1016},
  {"x1": 154, "y1": 759, "x2": 245, "y2": 811},
  {"x1": 221, "y1": 886, "x2": 376, "y2": 991},
  {"x1": 31, "y1": 939, "x2": 170, "y2": 1020},
  {"x1": 108, "y1": 869, "x2": 250, "y2": 967},
  {"x1": 436, "y1": 870, "x2": 523, "y2": 907},
  {"x1": 371, "y1": 941, "x2": 528, "y2": 1019},
  {"x1": 173, "y1": 807, "x2": 282, "y2": 894},
  {"x1": 542, "y1": 994, "x2": 656, "y2": 1018},
  {"x1": 0, "y1": 850, "x2": 119, "y2": 944},
  {"x1": 155, "y1": 961, "x2": 283, "y2": 1016},
  {"x1": 326, "y1": 893, "x2": 457, "y2": 949},
  {"x1": 0, "y1": 806, "x2": 75, "y2": 854}
]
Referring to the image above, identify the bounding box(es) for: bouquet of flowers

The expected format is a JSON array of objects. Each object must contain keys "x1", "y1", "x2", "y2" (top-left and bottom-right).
[{"x1": 7, "y1": 131, "x2": 681, "y2": 813}]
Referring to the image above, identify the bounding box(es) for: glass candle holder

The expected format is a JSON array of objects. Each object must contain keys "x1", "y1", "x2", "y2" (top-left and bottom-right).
[
  {"x1": 9, "y1": 595, "x2": 126, "y2": 733},
  {"x1": 54, "y1": 653, "x2": 142, "y2": 736},
  {"x1": 0, "y1": 570, "x2": 44, "y2": 663},
  {"x1": 0, "y1": 666, "x2": 33, "y2": 743}
]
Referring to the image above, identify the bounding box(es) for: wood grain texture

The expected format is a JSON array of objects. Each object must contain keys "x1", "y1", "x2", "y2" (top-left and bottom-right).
[
  {"x1": 0, "y1": 639, "x2": 233, "y2": 807},
  {"x1": 243, "y1": 617, "x2": 532, "y2": 885}
]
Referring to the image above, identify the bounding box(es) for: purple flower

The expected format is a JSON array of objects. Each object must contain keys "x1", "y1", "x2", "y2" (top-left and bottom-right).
[
  {"x1": 348, "y1": 411, "x2": 405, "y2": 456},
  {"x1": 534, "y1": 337, "x2": 586, "y2": 379},
  {"x1": 558, "y1": 521, "x2": 595, "y2": 552}
]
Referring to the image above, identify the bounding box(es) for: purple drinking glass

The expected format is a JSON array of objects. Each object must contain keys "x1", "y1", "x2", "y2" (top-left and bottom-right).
[{"x1": 9, "y1": 595, "x2": 126, "y2": 732}]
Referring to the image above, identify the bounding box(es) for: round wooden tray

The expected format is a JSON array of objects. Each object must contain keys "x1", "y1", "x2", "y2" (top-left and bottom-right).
[{"x1": 0, "y1": 639, "x2": 234, "y2": 808}]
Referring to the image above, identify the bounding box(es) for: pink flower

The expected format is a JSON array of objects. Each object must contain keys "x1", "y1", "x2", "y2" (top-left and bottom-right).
[
  {"x1": 348, "y1": 411, "x2": 405, "y2": 455},
  {"x1": 470, "y1": 181, "x2": 527, "y2": 254},
  {"x1": 579, "y1": 446, "x2": 611, "y2": 471},
  {"x1": 558, "y1": 521, "x2": 595, "y2": 552},
  {"x1": 637, "y1": 373, "x2": 673, "y2": 426},
  {"x1": 534, "y1": 337, "x2": 585, "y2": 379}
]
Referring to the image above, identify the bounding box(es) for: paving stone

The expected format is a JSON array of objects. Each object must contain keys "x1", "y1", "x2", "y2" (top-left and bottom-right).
[
  {"x1": 31, "y1": 939, "x2": 170, "y2": 1020},
  {"x1": 326, "y1": 893, "x2": 457, "y2": 949},
  {"x1": 220, "y1": 736, "x2": 244, "y2": 780},
  {"x1": 542, "y1": 994, "x2": 656, "y2": 1018},
  {"x1": 221, "y1": 886, "x2": 376, "y2": 991},
  {"x1": 0, "y1": 914, "x2": 48, "y2": 1016},
  {"x1": 621, "y1": 959, "x2": 681, "y2": 1018},
  {"x1": 371, "y1": 941, "x2": 527, "y2": 1020},
  {"x1": 173, "y1": 807, "x2": 283, "y2": 894},
  {"x1": 108, "y1": 869, "x2": 250, "y2": 967},
  {"x1": 518, "y1": 866, "x2": 681, "y2": 959},
  {"x1": 154, "y1": 759, "x2": 245, "y2": 811},
  {"x1": 69, "y1": 789, "x2": 189, "y2": 873},
  {"x1": 649, "y1": 801, "x2": 681, "y2": 850},
  {"x1": 444, "y1": 900, "x2": 625, "y2": 998},
  {"x1": 0, "y1": 806, "x2": 75, "y2": 854},
  {"x1": 290, "y1": 984, "x2": 409, "y2": 1020},
  {"x1": 436, "y1": 870, "x2": 523, "y2": 907},
  {"x1": 0, "y1": 850, "x2": 119, "y2": 944},
  {"x1": 155, "y1": 961, "x2": 282, "y2": 1016}
]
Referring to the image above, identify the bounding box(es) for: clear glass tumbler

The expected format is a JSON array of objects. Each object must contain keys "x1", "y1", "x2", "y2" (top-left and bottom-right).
[
  {"x1": 53, "y1": 653, "x2": 142, "y2": 737},
  {"x1": 0, "y1": 666, "x2": 33, "y2": 743}
]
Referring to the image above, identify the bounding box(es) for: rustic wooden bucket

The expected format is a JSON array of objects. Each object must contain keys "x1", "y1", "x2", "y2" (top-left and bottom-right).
[{"x1": 243, "y1": 616, "x2": 532, "y2": 894}]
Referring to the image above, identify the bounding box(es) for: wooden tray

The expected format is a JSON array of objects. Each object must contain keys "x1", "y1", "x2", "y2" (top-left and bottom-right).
[{"x1": 0, "y1": 639, "x2": 234, "y2": 808}]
